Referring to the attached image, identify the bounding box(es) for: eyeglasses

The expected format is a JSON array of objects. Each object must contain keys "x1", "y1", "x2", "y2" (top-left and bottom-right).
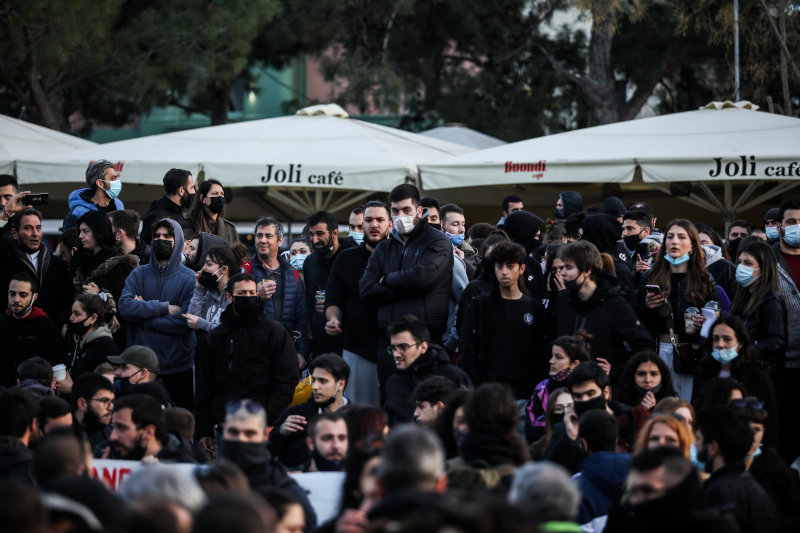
[
  {"x1": 91, "y1": 397, "x2": 113, "y2": 408},
  {"x1": 386, "y1": 342, "x2": 422, "y2": 355},
  {"x1": 730, "y1": 398, "x2": 764, "y2": 410},
  {"x1": 225, "y1": 399, "x2": 262, "y2": 414}
]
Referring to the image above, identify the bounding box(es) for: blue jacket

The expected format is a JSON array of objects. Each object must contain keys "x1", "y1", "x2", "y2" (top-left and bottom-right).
[
  {"x1": 252, "y1": 255, "x2": 308, "y2": 357},
  {"x1": 63, "y1": 188, "x2": 124, "y2": 229},
  {"x1": 574, "y1": 451, "x2": 630, "y2": 532},
  {"x1": 118, "y1": 219, "x2": 196, "y2": 374}
]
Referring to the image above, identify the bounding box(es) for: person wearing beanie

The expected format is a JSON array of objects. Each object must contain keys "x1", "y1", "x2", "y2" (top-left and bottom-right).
[
  {"x1": 63, "y1": 159, "x2": 124, "y2": 230},
  {"x1": 580, "y1": 213, "x2": 635, "y2": 292},
  {"x1": 764, "y1": 207, "x2": 781, "y2": 244},
  {"x1": 600, "y1": 197, "x2": 626, "y2": 223},
  {"x1": 502, "y1": 210, "x2": 546, "y2": 299}
]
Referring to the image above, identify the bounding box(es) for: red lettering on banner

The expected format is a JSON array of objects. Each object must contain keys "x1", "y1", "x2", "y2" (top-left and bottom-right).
[
  {"x1": 92, "y1": 465, "x2": 133, "y2": 490},
  {"x1": 504, "y1": 161, "x2": 547, "y2": 178},
  {"x1": 88, "y1": 160, "x2": 125, "y2": 172}
]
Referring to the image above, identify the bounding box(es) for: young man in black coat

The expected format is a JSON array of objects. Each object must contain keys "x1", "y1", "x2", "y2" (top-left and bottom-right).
[
  {"x1": 195, "y1": 274, "x2": 299, "y2": 452},
  {"x1": 359, "y1": 184, "x2": 453, "y2": 396},
  {"x1": 384, "y1": 314, "x2": 471, "y2": 425}
]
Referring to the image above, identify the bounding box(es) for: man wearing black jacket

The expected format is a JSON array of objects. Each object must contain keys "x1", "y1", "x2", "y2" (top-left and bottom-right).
[
  {"x1": 303, "y1": 210, "x2": 356, "y2": 358},
  {"x1": 325, "y1": 201, "x2": 392, "y2": 406},
  {"x1": 195, "y1": 273, "x2": 298, "y2": 451},
  {"x1": 140, "y1": 168, "x2": 195, "y2": 243},
  {"x1": 360, "y1": 184, "x2": 453, "y2": 396}
]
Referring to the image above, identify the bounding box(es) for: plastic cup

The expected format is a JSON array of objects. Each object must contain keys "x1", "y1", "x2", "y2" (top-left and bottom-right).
[{"x1": 53, "y1": 364, "x2": 67, "y2": 380}]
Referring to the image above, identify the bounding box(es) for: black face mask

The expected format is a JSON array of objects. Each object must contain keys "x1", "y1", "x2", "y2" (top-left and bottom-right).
[
  {"x1": 573, "y1": 394, "x2": 606, "y2": 417},
  {"x1": 180, "y1": 192, "x2": 194, "y2": 209},
  {"x1": 114, "y1": 377, "x2": 131, "y2": 394},
  {"x1": 623, "y1": 233, "x2": 642, "y2": 251},
  {"x1": 153, "y1": 239, "x2": 173, "y2": 261},
  {"x1": 564, "y1": 275, "x2": 584, "y2": 293},
  {"x1": 208, "y1": 196, "x2": 225, "y2": 214},
  {"x1": 198, "y1": 270, "x2": 220, "y2": 289},
  {"x1": 634, "y1": 383, "x2": 662, "y2": 398},
  {"x1": 232, "y1": 296, "x2": 261, "y2": 321},
  {"x1": 555, "y1": 208, "x2": 566, "y2": 219},
  {"x1": 430, "y1": 223, "x2": 442, "y2": 232},
  {"x1": 312, "y1": 448, "x2": 344, "y2": 472},
  {"x1": 220, "y1": 439, "x2": 267, "y2": 473},
  {"x1": 66, "y1": 317, "x2": 93, "y2": 336},
  {"x1": 551, "y1": 412, "x2": 565, "y2": 425}
]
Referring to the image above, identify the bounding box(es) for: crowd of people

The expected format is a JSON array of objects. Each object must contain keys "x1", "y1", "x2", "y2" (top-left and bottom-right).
[{"x1": 1, "y1": 160, "x2": 800, "y2": 533}]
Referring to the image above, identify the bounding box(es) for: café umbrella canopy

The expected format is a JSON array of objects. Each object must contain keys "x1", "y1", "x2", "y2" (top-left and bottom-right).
[
  {"x1": 16, "y1": 104, "x2": 470, "y2": 198},
  {"x1": 419, "y1": 102, "x2": 800, "y2": 222},
  {"x1": 0, "y1": 114, "x2": 96, "y2": 175}
]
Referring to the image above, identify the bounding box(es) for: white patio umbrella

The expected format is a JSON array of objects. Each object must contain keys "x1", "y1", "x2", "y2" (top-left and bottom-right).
[
  {"x1": 420, "y1": 124, "x2": 507, "y2": 149},
  {"x1": 419, "y1": 102, "x2": 800, "y2": 222},
  {"x1": 0, "y1": 114, "x2": 96, "y2": 175}
]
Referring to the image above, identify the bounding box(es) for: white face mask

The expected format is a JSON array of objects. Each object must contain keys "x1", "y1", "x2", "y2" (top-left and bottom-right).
[{"x1": 392, "y1": 214, "x2": 417, "y2": 235}]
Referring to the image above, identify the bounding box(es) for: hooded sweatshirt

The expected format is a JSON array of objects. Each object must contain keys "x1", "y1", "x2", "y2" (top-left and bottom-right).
[
  {"x1": 63, "y1": 188, "x2": 124, "y2": 230},
  {"x1": 118, "y1": 219, "x2": 197, "y2": 374},
  {"x1": 503, "y1": 210, "x2": 547, "y2": 299},
  {"x1": 186, "y1": 232, "x2": 227, "y2": 271},
  {"x1": 559, "y1": 191, "x2": 583, "y2": 218},
  {"x1": 580, "y1": 214, "x2": 635, "y2": 292}
]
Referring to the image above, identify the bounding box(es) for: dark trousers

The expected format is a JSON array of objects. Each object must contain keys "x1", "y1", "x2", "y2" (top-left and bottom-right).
[{"x1": 162, "y1": 367, "x2": 194, "y2": 411}]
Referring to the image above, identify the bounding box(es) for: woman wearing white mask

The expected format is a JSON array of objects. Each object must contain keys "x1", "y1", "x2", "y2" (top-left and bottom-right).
[
  {"x1": 694, "y1": 315, "x2": 779, "y2": 448},
  {"x1": 730, "y1": 237, "x2": 787, "y2": 370}
]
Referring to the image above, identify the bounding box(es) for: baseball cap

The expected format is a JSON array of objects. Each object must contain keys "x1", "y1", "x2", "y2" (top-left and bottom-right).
[{"x1": 107, "y1": 345, "x2": 159, "y2": 373}]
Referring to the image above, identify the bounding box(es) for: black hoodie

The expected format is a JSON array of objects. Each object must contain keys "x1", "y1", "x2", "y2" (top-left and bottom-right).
[
  {"x1": 559, "y1": 191, "x2": 583, "y2": 218},
  {"x1": 503, "y1": 210, "x2": 547, "y2": 299},
  {"x1": 580, "y1": 213, "x2": 635, "y2": 292}
]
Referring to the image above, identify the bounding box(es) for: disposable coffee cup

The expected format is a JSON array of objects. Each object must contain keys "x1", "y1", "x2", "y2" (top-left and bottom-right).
[{"x1": 53, "y1": 364, "x2": 67, "y2": 380}]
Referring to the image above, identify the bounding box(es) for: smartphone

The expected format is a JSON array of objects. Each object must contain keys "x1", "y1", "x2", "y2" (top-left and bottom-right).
[
  {"x1": 645, "y1": 284, "x2": 662, "y2": 296},
  {"x1": 27, "y1": 193, "x2": 48, "y2": 206}
]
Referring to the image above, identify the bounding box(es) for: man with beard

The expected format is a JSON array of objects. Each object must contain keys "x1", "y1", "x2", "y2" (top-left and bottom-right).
[
  {"x1": 269, "y1": 354, "x2": 349, "y2": 469},
  {"x1": 109, "y1": 209, "x2": 150, "y2": 266},
  {"x1": 140, "y1": 168, "x2": 196, "y2": 243},
  {"x1": 106, "y1": 394, "x2": 193, "y2": 462},
  {"x1": 71, "y1": 373, "x2": 114, "y2": 452},
  {"x1": 695, "y1": 406, "x2": 776, "y2": 533},
  {"x1": 325, "y1": 201, "x2": 392, "y2": 406},
  {"x1": 195, "y1": 274, "x2": 299, "y2": 454},
  {"x1": 119, "y1": 219, "x2": 196, "y2": 410},
  {"x1": 0, "y1": 273, "x2": 62, "y2": 387},
  {"x1": 0, "y1": 208, "x2": 72, "y2": 322},
  {"x1": 303, "y1": 412, "x2": 348, "y2": 472},
  {"x1": 218, "y1": 399, "x2": 316, "y2": 530},
  {"x1": 360, "y1": 184, "x2": 453, "y2": 398},
  {"x1": 603, "y1": 447, "x2": 739, "y2": 533},
  {"x1": 303, "y1": 210, "x2": 356, "y2": 359}
]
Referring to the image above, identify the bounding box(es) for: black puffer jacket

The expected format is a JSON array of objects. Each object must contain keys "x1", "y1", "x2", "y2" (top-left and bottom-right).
[
  {"x1": 140, "y1": 195, "x2": 194, "y2": 243},
  {"x1": 731, "y1": 290, "x2": 787, "y2": 369},
  {"x1": 360, "y1": 219, "x2": 453, "y2": 335},
  {"x1": 384, "y1": 345, "x2": 472, "y2": 425},
  {"x1": 549, "y1": 272, "x2": 652, "y2": 380},
  {"x1": 195, "y1": 307, "x2": 299, "y2": 437}
]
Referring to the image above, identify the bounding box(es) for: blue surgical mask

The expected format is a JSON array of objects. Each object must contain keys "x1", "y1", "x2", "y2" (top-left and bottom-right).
[
  {"x1": 711, "y1": 347, "x2": 739, "y2": 364},
  {"x1": 664, "y1": 252, "x2": 690, "y2": 265},
  {"x1": 290, "y1": 254, "x2": 308, "y2": 271},
  {"x1": 446, "y1": 231, "x2": 465, "y2": 246},
  {"x1": 105, "y1": 179, "x2": 122, "y2": 200},
  {"x1": 783, "y1": 224, "x2": 800, "y2": 247},
  {"x1": 735, "y1": 264, "x2": 759, "y2": 287},
  {"x1": 690, "y1": 442, "x2": 703, "y2": 471},
  {"x1": 765, "y1": 226, "x2": 780, "y2": 241},
  {"x1": 349, "y1": 231, "x2": 364, "y2": 245}
]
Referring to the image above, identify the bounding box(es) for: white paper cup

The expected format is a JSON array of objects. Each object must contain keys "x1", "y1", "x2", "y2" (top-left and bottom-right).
[{"x1": 52, "y1": 364, "x2": 67, "y2": 380}]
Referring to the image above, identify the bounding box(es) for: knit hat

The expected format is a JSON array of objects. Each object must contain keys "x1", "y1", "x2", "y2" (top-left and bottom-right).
[{"x1": 765, "y1": 207, "x2": 780, "y2": 223}]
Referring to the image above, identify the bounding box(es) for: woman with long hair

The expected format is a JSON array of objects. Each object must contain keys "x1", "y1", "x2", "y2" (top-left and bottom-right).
[
  {"x1": 529, "y1": 387, "x2": 573, "y2": 460},
  {"x1": 639, "y1": 219, "x2": 726, "y2": 401},
  {"x1": 525, "y1": 334, "x2": 590, "y2": 442},
  {"x1": 694, "y1": 315, "x2": 779, "y2": 448},
  {"x1": 614, "y1": 351, "x2": 676, "y2": 411},
  {"x1": 729, "y1": 237, "x2": 787, "y2": 369},
  {"x1": 189, "y1": 179, "x2": 238, "y2": 245}
]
